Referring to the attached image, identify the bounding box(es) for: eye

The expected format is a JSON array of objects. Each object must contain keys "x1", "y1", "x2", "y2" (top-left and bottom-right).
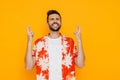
[
  {"x1": 50, "y1": 18, "x2": 54, "y2": 20},
  {"x1": 56, "y1": 18, "x2": 60, "y2": 20}
]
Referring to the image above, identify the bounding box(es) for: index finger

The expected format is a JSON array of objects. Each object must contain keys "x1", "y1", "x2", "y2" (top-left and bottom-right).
[
  {"x1": 77, "y1": 25, "x2": 81, "y2": 31},
  {"x1": 27, "y1": 26, "x2": 31, "y2": 33}
]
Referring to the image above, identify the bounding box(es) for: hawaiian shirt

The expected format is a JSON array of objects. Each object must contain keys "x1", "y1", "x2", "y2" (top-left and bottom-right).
[{"x1": 32, "y1": 34, "x2": 78, "y2": 80}]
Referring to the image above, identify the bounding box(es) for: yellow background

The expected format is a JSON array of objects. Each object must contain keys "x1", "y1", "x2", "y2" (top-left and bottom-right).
[{"x1": 0, "y1": 0, "x2": 120, "y2": 80}]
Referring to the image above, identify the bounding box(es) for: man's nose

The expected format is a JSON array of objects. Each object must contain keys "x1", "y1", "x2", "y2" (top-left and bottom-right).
[{"x1": 54, "y1": 19, "x2": 57, "y2": 22}]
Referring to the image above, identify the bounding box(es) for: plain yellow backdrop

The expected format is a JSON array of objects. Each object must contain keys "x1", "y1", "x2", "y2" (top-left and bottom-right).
[{"x1": 0, "y1": 0, "x2": 120, "y2": 80}]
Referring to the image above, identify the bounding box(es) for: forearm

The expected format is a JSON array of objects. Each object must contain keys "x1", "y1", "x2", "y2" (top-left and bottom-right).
[
  {"x1": 25, "y1": 41, "x2": 34, "y2": 70},
  {"x1": 75, "y1": 37, "x2": 85, "y2": 68}
]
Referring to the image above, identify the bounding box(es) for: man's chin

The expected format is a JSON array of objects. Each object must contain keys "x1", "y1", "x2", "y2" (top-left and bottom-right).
[
  {"x1": 49, "y1": 24, "x2": 61, "y2": 31},
  {"x1": 51, "y1": 28, "x2": 60, "y2": 32},
  {"x1": 49, "y1": 27, "x2": 61, "y2": 32}
]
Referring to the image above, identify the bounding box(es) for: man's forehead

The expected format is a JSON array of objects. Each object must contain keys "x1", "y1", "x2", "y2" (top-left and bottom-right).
[{"x1": 49, "y1": 14, "x2": 60, "y2": 18}]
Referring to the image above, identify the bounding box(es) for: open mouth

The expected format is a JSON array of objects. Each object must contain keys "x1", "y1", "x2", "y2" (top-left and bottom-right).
[{"x1": 52, "y1": 23, "x2": 59, "y2": 27}]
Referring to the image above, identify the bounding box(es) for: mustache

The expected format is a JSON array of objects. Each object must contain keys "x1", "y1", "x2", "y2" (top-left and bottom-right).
[{"x1": 51, "y1": 22, "x2": 60, "y2": 26}]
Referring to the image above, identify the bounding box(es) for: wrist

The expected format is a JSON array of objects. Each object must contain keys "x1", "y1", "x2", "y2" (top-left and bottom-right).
[
  {"x1": 76, "y1": 37, "x2": 81, "y2": 41},
  {"x1": 28, "y1": 40, "x2": 33, "y2": 44}
]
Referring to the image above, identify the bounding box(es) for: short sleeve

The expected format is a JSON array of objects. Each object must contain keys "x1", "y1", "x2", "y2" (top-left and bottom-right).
[{"x1": 70, "y1": 38, "x2": 78, "y2": 58}]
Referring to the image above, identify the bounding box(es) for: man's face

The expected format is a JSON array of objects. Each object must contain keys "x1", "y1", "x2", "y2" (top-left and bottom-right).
[{"x1": 47, "y1": 14, "x2": 61, "y2": 32}]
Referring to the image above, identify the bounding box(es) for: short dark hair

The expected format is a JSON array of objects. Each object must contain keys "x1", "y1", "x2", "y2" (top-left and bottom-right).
[{"x1": 47, "y1": 10, "x2": 61, "y2": 22}]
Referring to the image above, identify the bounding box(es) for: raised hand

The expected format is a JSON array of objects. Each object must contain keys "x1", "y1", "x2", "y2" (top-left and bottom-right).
[
  {"x1": 26, "y1": 26, "x2": 34, "y2": 42},
  {"x1": 74, "y1": 25, "x2": 81, "y2": 40},
  {"x1": 74, "y1": 25, "x2": 85, "y2": 68}
]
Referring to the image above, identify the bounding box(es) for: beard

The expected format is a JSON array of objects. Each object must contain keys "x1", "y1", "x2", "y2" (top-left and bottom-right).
[{"x1": 48, "y1": 22, "x2": 61, "y2": 32}]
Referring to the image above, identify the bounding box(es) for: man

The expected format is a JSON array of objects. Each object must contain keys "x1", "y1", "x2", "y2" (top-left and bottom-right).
[{"x1": 25, "y1": 10, "x2": 85, "y2": 80}]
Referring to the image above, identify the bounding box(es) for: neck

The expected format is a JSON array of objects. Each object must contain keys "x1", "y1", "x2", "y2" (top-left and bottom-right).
[{"x1": 48, "y1": 31, "x2": 61, "y2": 39}]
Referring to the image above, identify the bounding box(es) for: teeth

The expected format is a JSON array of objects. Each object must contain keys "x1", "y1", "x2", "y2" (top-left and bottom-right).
[{"x1": 53, "y1": 24, "x2": 58, "y2": 26}]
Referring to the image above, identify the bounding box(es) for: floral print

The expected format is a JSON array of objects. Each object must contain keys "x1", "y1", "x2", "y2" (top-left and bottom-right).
[
  {"x1": 62, "y1": 53, "x2": 72, "y2": 68},
  {"x1": 32, "y1": 35, "x2": 77, "y2": 80}
]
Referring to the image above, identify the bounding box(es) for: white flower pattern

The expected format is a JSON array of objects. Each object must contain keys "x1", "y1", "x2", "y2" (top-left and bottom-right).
[
  {"x1": 62, "y1": 53, "x2": 72, "y2": 68},
  {"x1": 37, "y1": 41, "x2": 44, "y2": 51},
  {"x1": 63, "y1": 40, "x2": 68, "y2": 53},
  {"x1": 37, "y1": 73, "x2": 46, "y2": 80},
  {"x1": 38, "y1": 57, "x2": 49, "y2": 71}
]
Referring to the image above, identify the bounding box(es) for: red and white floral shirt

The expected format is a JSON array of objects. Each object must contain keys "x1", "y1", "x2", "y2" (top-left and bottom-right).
[{"x1": 32, "y1": 34, "x2": 78, "y2": 80}]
